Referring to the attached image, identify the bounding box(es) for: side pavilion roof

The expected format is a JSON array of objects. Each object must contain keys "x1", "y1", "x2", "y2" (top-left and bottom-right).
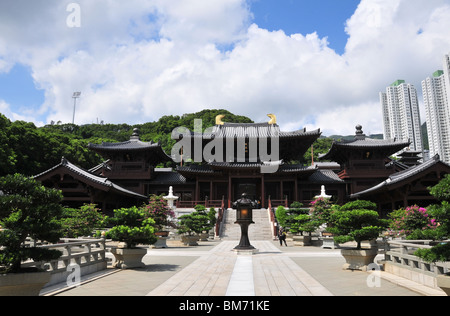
[
  {"x1": 350, "y1": 155, "x2": 450, "y2": 199},
  {"x1": 34, "y1": 157, "x2": 147, "y2": 200},
  {"x1": 319, "y1": 125, "x2": 410, "y2": 165},
  {"x1": 87, "y1": 128, "x2": 172, "y2": 163}
]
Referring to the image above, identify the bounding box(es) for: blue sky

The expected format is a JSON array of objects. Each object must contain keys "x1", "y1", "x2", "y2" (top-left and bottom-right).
[
  {"x1": 0, "y1": 64, "x2": 45, "y2": 121},
  {"x1": 0, "y1": 0, "x2": 360, "y2": 125},
  {"x1": 0, "y1": 0, "x2": 450, "y2": 136},
  {"x1": 250, "y1": 0, "x2": 360, "y2": 54}
]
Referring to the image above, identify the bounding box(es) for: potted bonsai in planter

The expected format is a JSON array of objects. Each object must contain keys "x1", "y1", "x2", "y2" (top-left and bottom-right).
[
  {"x1": 193, "y1": 205, "x2": 216, "y2": 241},
  {"x1": 288, "y1": 202, "x2": 317, "y2": 246},
  {"x1": 328, "y1": 200, "x2": 388, "y2": 271},
  {"x1": 177, "y1": 208, "x2": 212, "y2": 246},
  {"x1": 0, "y1": 174, "x2": 64, "y2": 296},
  {"x1": 103, "y1": 206, "x2": 157, "y2": 269},
  {"x1": 414, "y1": 175, "x2": 450, "y2": 295}
]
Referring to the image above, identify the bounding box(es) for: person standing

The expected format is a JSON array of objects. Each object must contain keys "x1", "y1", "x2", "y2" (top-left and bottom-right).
[{"x1": 278, "y1": 227, "x2": 287, "y2": 246}]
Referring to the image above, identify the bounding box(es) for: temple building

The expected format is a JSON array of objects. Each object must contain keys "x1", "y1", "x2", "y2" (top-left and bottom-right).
[
  {"x1": 319, "y1": 125, "x2": 411, "y2": 196},
  {"x1": 34, "y1": 157, "x2": 147, "y2": 213},
  {"x1": 87, "y1": 128, "x2": 173, "y2": 196},
  {"x1": 35, "y1": 115, "x2": 450, "y2": 214},
  {"x1": 171, "y1": 115, "x2": 345, "y2": 208},
  {"x1": 350, "y1": 154, "x2": 450, "y2": 213}
]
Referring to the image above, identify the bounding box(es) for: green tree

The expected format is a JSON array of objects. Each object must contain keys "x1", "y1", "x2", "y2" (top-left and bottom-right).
[
  {"x1": 177, "y1": 207, "x2": 214, "y2": 236},
  {"x1": 0, "y1": 109, "x2": 254, "y2": 176},
  {"x1": 61, "y1": 204, "x2": 105, "y2": 238},
  {"x1": 103, "y1": 206, "x2": 157, "y2": 249},
  {"x1": 0, "y1": 174, "x2": 64, "y2": 273},
  {"x1": 328, "y1": 200, "x2": 387, "y2": 250},
  {"x1": 303, "y1": 137, "x2": 334, "y2": 165},
  {"x1": 275, "y1": 206, "x2": 288, "y2": 229}
]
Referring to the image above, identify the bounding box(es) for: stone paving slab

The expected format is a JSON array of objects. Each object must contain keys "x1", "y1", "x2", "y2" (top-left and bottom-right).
[{"x1": 46, "y1": 240, "x2": 446, "y2": 297}]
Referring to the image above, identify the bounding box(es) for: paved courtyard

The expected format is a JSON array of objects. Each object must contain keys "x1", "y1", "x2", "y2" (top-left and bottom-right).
[{"x1": 41, "y1": 240, "x2": 446, "y2": 297}]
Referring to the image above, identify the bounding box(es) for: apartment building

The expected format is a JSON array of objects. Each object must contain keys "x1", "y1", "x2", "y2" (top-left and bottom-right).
[
  {"x1": 380, "y1": 80, "x2": 423, "y2": 152},
  {"x1": 422, "y1": 54, "x2": 450, "y2": 163}
]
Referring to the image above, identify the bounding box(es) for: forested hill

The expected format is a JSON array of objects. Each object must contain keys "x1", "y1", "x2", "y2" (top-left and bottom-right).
[
  {"x1": 0, "y1": 109, "x2": 389, "y2": 177},
  {"x1": 0, "y1": 109, "x2": 253, "y2": 177}
]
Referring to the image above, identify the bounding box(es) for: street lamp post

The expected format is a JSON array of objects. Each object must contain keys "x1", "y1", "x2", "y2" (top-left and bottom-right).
[
  {"x1": 72, "y1": 92, "x2": 81, "y2": 124},
  {"x1": 232, "y1": 193, "x2": 257, "y2": 252}
]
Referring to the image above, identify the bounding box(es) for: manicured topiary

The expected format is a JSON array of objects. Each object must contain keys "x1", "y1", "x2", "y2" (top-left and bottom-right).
[
  {"x1": 0, "y1": 174, "x2": 64, "y2": 273},
  {"x1": 328, "y1": 200, "x2": 387, "y2": 250}
]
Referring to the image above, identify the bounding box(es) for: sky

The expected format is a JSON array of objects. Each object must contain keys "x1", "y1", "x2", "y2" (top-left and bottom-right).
[{"x1": 0, "y1": 0, "x2": 450, "y2": 136}]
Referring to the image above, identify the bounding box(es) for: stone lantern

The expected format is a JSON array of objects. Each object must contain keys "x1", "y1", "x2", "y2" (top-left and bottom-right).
[{"x1": 232, "y1": 193, "x2": 257, "y2": 253}]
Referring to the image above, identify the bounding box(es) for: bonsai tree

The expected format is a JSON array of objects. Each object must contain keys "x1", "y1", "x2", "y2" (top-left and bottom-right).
[
  {"x1": 194, "y1": 205, "x2": 217, "y2": 233},
  {"x1": 143, "y1": 195, "x2": 176, "y2": 232},
  {"x1": 287, "y1": 202, "x2": 317, "y2": 236},
  {"x1": 61, "y1": 204, "x2": 105, "y2": 238},
  {"x1": 328, "y1": 200, "x2": 388, "y2": 250},
  {"x1": 177, "y1": 208, "x2": 211, "y2": 236},
  {"x1": 103, "y1": 206, "x2": 157, "y2": 249},
  {"x1": 0, "y1": 174, "x2": 64, "y2": 273}
]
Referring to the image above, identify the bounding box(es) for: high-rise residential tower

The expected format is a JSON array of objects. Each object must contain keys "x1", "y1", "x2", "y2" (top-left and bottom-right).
[
  {"x1": 422, "y1": 54, "x2": 450, "y2": 163},
  {"x1": 380, "y1": 80, "x2": 423, "y2": 152}
]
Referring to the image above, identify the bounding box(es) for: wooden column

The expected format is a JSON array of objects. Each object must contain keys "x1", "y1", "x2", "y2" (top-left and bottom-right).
[
  {"x1": 261, "y1": 174, "x2": 265, "y2": 209},
  {"x1": 294, "y1": 178, "x2": 298, "y2": 202},
  {"x1": 210, "y1": 180, "x2": 213, "y2": 201},
  {"x1": 228, "y1": 174, "x2": 232, "y2": 209},
  {"x1": 195, "y1": 177, "x2": 200, "y2": 201}
]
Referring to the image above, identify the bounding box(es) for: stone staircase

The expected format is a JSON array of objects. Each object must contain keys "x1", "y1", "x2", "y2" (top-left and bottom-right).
[{"x1": 219, "y1": 209, "x2": 274, "y2": 241}]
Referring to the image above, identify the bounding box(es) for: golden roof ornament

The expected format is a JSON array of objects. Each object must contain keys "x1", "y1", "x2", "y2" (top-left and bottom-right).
[
  {"x1": 267, "y1": 114, "x2": 277, "y2": 125},
  {"x1": 216, "y1": 114, "x2": 226, "y2": 125}
]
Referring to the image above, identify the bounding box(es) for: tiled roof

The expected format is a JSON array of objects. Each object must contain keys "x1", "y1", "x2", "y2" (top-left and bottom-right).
[
  {"x1": 308, "y1": 169, "x2": 345, "y2": 184},
  {"x1": 319, "y1": 137, "x2": 411, "y2": 164},
  {"x1": 177, "y1": 161, "x2": 317, "y2": 175},
  {"x1": 176, "y1": 165, "x2": 218, "y2": 175},
  {"x1": 172, "y1": 122, "x2": 321, "y2": 140},
  {"x1": 152, "y1": 171, "x2": 189, "y2": 185},
  {"x1": 88, "y1": 139, "x2": 163, "y2": 151},
  {"x1": 34, "y1": 157, "x2": 147, "y2": 199},
  {"x1": 350, "y1": 155, "x2": 449, "y2": 198},
  {"x1": 87, "y1": 128, "x2": 172, "y2": 162}
]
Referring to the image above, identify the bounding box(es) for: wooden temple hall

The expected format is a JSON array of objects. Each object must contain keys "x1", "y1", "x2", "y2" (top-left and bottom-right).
[{"x1": 35, "y1": 115, "x2": 450, "y2": 214}]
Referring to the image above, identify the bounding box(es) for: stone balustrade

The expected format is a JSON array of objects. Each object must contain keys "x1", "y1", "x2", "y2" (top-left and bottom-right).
[
  {"x1": 21, "y1": 238, "x2": 108, "y2": 287},
  {"x1": 383, "y1": 239, "x2": 450, "y2": 290}
]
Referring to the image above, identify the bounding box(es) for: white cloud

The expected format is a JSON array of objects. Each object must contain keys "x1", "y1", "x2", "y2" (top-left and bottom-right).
[
  {"x1": 1, "y1": 0, "x2": 450, "y2": 136},
  {"x1": 0, "y1": 99, "x2": 45, "y2": 126}
]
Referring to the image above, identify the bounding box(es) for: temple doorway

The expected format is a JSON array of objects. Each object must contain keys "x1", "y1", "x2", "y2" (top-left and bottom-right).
[{"x1": 232, "y1": 178, "x2": 261, "y2": 202}]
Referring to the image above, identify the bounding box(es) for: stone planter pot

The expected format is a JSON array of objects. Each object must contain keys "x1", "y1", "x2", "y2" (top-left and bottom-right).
[
  {"x1": 437, "y1": 275, "x2": 450, "y2": 296},
  {"x1": 293, "y1": 235, "x2": 311, "y2": 247},
  {"x1": 321, "y1": 236, "x2": 339, "y2": 249},
  {"x1": 341, "y1": 248, "x2": 378, "y2": 271},
  {"x1": 111, "y1": 247, "x2": 147, "y2": 269},
  {"x1": 199, "y1": 233, "x2": 209, "y2": 241},
  {"x1": 0, "y1": 271, "x2": 51, "y2": 296},
  {"x1": 152, "y1": 237, "x2": 168, "y2": 249},
  {"x1": 181, "y1": 235, "x2": 199, "y2": 246}
]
